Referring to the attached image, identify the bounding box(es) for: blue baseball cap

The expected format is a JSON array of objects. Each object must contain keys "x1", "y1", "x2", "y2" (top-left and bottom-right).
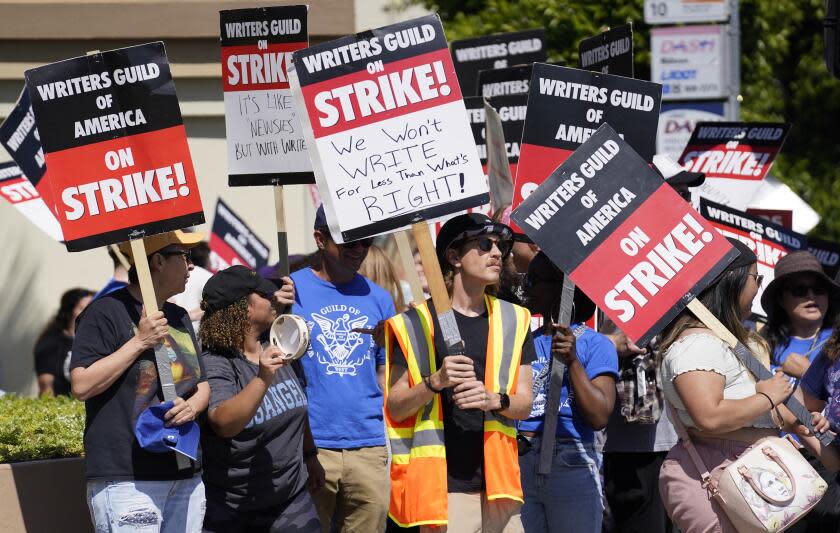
[
  {"x1": 134, "y1": 400, "x2": 199, "y2": 461},
  {"x1": 314, "y1": 204, "x2": 329, "y2": 231}
]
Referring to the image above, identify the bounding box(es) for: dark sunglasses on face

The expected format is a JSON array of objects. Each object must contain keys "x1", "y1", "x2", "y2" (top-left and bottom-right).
[
  {"x1": 746, "y1": 273, "x2": 764, "y2": 287},
  {"x1": 340, "y1": 237, "x2": 374, "y2": 249},
  {"x1": 465, "y1": 236, "x2": 512, "y2": 257},
  {"x1": 786, "y1": 283, "x2": 828, "y2": 298},
  {"x1": 160, "y1": 249, "x2": 192, "y2": 263}
]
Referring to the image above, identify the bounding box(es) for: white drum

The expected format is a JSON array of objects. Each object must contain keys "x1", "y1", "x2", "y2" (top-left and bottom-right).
[{"x1": 269, "y1": 314, "x2": 310, "y2": 361}]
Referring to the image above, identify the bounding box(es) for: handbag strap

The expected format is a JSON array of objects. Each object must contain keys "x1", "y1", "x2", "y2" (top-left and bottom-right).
[{"x1": 666, "y1": 402, "x2": 720, "y2": 498}]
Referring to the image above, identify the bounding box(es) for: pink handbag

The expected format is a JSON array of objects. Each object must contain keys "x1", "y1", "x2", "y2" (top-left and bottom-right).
[{"x1": 670, "y1": 407, "x2": 827, "y2": 532}]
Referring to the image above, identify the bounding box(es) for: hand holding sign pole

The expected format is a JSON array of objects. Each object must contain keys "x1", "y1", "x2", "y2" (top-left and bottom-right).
[
  {"x1": 129, "y1": 237, "x2": 191, "y2": 470},
  {"x1": 511, "y1": 124, "x2": 831, "y2": 444},
  {"x1": 538, "y1": 275, "x2": 576, "y2": 475}
]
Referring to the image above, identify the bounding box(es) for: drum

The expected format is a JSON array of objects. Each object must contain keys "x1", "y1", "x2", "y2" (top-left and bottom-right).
[{"x1": 269, "y1": 314, "x2": 310, "y2": 361}]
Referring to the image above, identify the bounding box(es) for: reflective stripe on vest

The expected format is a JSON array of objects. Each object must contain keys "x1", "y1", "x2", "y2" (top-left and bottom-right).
[{"x1": 384, "y1": 295, "x2": 530, "y2": 527}]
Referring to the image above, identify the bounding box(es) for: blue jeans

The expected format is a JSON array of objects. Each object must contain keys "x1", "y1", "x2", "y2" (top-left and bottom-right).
[
  {"x1": 519, "y1": 437, "x2": 603, "y2": 533},
  {"x1": 87, "y1": 475, "x2": 205, "y2": 533}
]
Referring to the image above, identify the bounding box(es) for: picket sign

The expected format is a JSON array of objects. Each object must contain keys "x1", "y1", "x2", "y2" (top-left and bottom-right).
[
  {"x1": 394, "y1": 230, "x2": 425, "y2": 305},
  {"x1": 129, "y1": 237, "x2": 191, "y2": 470},
  {"x1": 412, "y1": 221, "x2": 463, "y2": 354},
  {"x1": 109, "y1": 243, "x2": 130, "y2": 270},
  {"x1": 686, "y1": 298, "x2": 834, "y2": 447}
]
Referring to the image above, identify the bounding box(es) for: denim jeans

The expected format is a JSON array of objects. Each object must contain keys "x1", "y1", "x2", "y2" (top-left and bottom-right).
[
  {"x1": 87, "y1": 475, "x2": 205, "y2": 533},
  {"x1": 519, "y1": 437, "x2": 603, "y2": 533}
]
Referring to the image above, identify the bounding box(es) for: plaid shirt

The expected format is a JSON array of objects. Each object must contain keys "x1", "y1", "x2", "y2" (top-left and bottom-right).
[{"x1": 615, "y1": 352, "x2": 662, "y2": 425}]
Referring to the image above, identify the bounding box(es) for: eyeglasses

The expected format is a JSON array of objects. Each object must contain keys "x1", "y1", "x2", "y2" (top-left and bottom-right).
[
  {"x1": 464, "y1": 236, "x2": 512, "y2": 257},
  {"x1": 340, "y1": 237, "x2": 374, "y2": 249},
  {"x1": 747, "y1": 273, "x2": 764, "y2": 287},
  {"x1": 160, "y1": 249, "x2": 192, "y2": 263},
  {"x1": 786, "y1": 283, "x2": 828, "y2": 298}
]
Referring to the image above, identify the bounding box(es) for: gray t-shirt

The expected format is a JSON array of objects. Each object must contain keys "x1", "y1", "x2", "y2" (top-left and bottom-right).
[{"x1": 201, "y1": 350, "x2": 309, "y2": 511}]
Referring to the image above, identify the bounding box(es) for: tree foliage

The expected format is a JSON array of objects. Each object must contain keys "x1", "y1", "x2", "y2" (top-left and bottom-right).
[{"x1": 419, "y1": 0, "x2": 840, "y2": 240}]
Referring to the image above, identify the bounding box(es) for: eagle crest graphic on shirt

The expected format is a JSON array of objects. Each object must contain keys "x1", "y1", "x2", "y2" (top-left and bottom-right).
[{"x1": 308, "y1": 306, "x2": 371, "y2": 376}]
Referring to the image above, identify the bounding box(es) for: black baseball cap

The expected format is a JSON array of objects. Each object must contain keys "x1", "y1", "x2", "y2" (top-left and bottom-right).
[
  {"x1": 201, "y1": 265, "x2": 277, "y2": 312},
  {"x1": 525, "y1": 252, "x2": 596, "y2": 323},
  {"x1": 652, "y1": 154, "x2": 705, "y2": 188},
  {"x1": 436, "y1": 213, "x2": 513, "y2": 264},
  {"x1": 725, "y1": 237, "x2": 758, "y2": 270}
]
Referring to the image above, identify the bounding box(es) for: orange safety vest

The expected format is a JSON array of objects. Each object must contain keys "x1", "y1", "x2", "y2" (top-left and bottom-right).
[{"x1": 384, "y1": 294, "x2": 531, "y2": 528}]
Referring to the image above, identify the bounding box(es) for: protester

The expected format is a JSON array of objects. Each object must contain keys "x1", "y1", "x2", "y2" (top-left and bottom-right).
[
  {"x1": 92, "y1": 245, "x2": 130, "y2": 300},
  {"x1": 763, "y1": 252, "x2": 840, "y2": 529},
  {"x1": 34, "y1": 287, "x2": 93, "y2": 396},
  {"x1": 762, "y1": 251, "x2": 840, "y2": 379},
  {"x1": 291, "y1": 205, "x2": 396, "y2": 533},
  {"x1": 658, "y1": 238, "x2": 835, "y2": 531},
  {"x1": 197, "y1": 265, "x2": 323, "y2": 532},
  {"x1": 359, "y1": 243, "x2": 407, "y2": 313},
  {"x1": 385, "y1": 213, "x2": 535, "y2": 532},
  {"x1": 171, "y1": 241, "x2": 213, "y2": 332},
  {"x1": 803, "y1": 313, "x2": 840, "y2": 443},
  {"x1": 494, "y1": 206, "x2": 537, "y2": 306},
  {"x1": 600, "y1": 154, "x2": 705, "y2": 533},
  {"x1": 518, "y1": 252, "x2": 618, "y2": 532},
  {"x1": 70, "y1": 230, "x2": 208, "y2": 532}
]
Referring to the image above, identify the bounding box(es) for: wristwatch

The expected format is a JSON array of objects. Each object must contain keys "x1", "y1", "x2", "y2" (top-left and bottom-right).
[{"x1": 494, "y1": 392, "x2": 510, "y2": 412}]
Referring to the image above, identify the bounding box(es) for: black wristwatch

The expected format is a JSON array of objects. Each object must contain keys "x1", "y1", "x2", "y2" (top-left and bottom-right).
[{"x1": 494, "y1": 392, "x2": 510, "y2": 412}]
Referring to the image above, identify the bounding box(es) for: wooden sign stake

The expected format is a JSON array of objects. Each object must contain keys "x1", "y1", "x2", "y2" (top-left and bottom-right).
[
  {"x1": 274, "y1": 185, "x2": 289, "y2": 277},
  {"x1": 394, "y1": 230, "x2": 425, "y2": 305},
  {"x1": 128, "y1": 238, "x2": 192, "y2": 470},
  {"x1": 411, "y1": 222, "x2": 463, "y2": 353}
]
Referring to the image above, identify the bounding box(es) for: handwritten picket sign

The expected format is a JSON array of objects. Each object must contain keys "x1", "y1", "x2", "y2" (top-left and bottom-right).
[
  {"x1": 221, "y1": 5, "x2": 312, "y2": 186},
  {"x1": 289, "y1": 14, "x2": 488, "y2": 243}
]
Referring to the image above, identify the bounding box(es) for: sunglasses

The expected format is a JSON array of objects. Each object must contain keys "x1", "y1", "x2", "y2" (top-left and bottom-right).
[
  {"x1": 160, "y1": 249, "x2": 192, "y2": 263},
  {"x1": 340, "y1": 237, "x2": 374, "y2": 249},
  {"x1": 464, "y1": 236, "x2": 512, "y2": 257},
  {"x1": 786, "y1": 283, "x2": 828, "y2": 298},
  {"x1": 746, "y1": 273, "x2": 764, "y2": 287}
]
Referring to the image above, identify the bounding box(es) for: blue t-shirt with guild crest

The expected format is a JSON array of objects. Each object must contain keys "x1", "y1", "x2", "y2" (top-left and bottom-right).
[
  {"x1": 518, "y1": 324, "x2": 618, "y2": 442},
  {"x1": 291, "y1": 267, "x2": 396, "y2": 448}
]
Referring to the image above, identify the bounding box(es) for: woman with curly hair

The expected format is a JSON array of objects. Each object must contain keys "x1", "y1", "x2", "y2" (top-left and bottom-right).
[{"x1": 199, "y1": 265, "x2": 324, "y2": 532}]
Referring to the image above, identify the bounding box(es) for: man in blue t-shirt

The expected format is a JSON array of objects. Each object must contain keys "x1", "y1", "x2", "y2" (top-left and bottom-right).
[{"x1": 291, "y1": 206, "x2": 396, "y2": 533}]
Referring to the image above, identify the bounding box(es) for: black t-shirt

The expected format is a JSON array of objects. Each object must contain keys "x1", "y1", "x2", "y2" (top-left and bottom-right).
[
  {"x1": 34, "y1": 329, "x2": 73, "y2": 396},
  {"x1": 392, "y1": 300, "x2": 536, "y2": 493},
  {"x1": 70, "y1": 288, "x2": 206, "y2": 480},
  {"x1": 201, "y1": 349, "x2": 309, "y2": 511}
]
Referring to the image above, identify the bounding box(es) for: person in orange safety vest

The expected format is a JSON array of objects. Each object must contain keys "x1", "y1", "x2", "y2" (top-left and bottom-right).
[{"x1": 384, "y1": 213, "x2": 536, "y2": 533}]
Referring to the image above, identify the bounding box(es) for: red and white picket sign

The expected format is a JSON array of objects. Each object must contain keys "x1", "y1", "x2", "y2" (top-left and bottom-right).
[{"x1": 25, "y1": 42, "x2": 204, "y2": 251}]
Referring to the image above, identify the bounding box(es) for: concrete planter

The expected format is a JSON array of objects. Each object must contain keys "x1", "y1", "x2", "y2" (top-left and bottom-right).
[{"x1": 0, "y1": 456, "x2": 92, "y2": 533}]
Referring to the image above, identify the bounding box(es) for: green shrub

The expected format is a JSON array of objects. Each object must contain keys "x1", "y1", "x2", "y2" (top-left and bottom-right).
[{"x1": 0, "y1": 395, "x2": 85, "y2": 463}]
